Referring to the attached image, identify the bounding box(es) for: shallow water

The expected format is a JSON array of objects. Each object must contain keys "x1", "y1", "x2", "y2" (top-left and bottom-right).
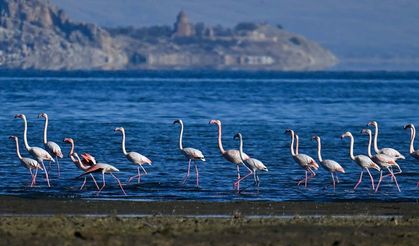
[{"x1": 1, "y1": 71, "x2": 418, "y2": 201}]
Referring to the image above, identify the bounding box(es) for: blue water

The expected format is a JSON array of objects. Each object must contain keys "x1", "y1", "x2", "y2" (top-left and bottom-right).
[{"x1": 1, "y1": 71, "x2": 418, "y2": 201}]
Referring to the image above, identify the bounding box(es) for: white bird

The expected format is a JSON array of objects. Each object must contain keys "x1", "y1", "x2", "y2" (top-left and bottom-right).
[
  {"x1": 38, "y1": 112, "x2": 63, "y2": 177},
  {"x1": 404, "y1": 123, "x2": 419, "y2": 187},
  {"x1": 173, "y1": 119, "x2": 205, "y2": 187},
  {"x1": 115, "y1": 127, "x2": 152, "y2": 184},
  {"x1": 234, "y1": 133, "x2": 268, "y2": 187},
  {"x1": 76, "y1": 153, "x2": 126, "y2": 196},
  {"x1": 209, "y1": 119, "x2": 250, "y2": 191},
  {"x1": 368, "y1": 121, "x2": 405, "y2": 160},
  {"x1": 362, "y1": 129, "x2": 401, "y2": 192},
  {"x1": 312, "y1": 135, "x2": 345, "y2": 190},
  {"x1": 15, "y1": 114, "x2": 54, "y2": 187},
  {"x1": 341, "y1": 131, "x2": 380, "y2": 191},
  {"x1": 9, "y1": 136, "x2": 43, "y2": 187},
  {"x1": 285, "y1": 129, "x2": 319, "y2": 187}
]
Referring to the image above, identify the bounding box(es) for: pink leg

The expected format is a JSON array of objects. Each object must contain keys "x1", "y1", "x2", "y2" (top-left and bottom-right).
[
  {"x1": 138, "y1": 166, "x2": 141, "y2": 184},
  {"x1": 90, "y1": 174, "x2": 100, "y2": 190},
  {"x1": 140, "y1": 165, "x2": 148, "y2": 175},
  {"x1": 194, "y1": 161, "x2": 199, "y2": 187},
  {"x1": 80, "y1": 177, "x2": 87, "y2": 190},
  {"x1": 375, "y1": 170, "x2": 383, "y2": 192},
  {"x1": 56, "y1": 157, "x2": 60, "y2": 178},
  {"x1": 365, "y1": 168, "x2": 375, "y2": 190},
  {"x1": 387, "y1": 167, "x2": 401, "y2": 192},
  {"x1": 331, "y1": 172, "x2": 336, "y2": 191},
  {"x1": 97, "y1": 173, "x2": 106, "y2": 195},
  {"x1": 40, "y1": 161, "x2": 51, "y2": 187},
  {"x1": 33, "y1": 168, "x2": 38, "y2": 186},
  {"x1": 111, "y1": 173, "x2": 127, "y2": 196},
  {"x1": 29, "y1": 169, "x2": 34, "y2": 187},
  {"x1": 297, "y1": 171, "x2": 307, "y2": 186},
  {"x1": 183, "y1": 159, "x2": 191, "y2": 184},
  {"x1": 354, "y1": 171, "x2": 364, "y2": 190},
  {"x1": 234, "y1": 165, "x2": 241, "y2": 191},
  {"x1": 335, "y1": 174, "x2": 340, "y2": 183}
]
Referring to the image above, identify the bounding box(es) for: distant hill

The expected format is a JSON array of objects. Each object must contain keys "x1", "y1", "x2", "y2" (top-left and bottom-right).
[{"x1": 0, "y1": 0, "x2": 337, "y2": 70}]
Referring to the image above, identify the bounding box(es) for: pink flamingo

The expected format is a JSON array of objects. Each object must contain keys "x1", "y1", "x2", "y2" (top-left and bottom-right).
[
  {"x1": 114, "y1": 127, "x2": 152, "y2": 184},
  {"x1": 174, "y1": 120, "x2": 205, "y2": 187},
  {"x1": 295, "y1": 133, "x2": 319, "y2": 171},
  {"x1": 368, "y1": 121, "x2": 405, "y2": 160},
  {"x1": 15, "y1": 114, "x2": 53, "y2": 187},
  {"x1": 234, "y1": 133, "x2": 268, "y2": 187},
  {"x1": 361, "y1": 129, "x2": 401, "y2": 192},
  {"x1": 63, "y1": 138, "x2": 97, "y2": 166},
  {"x1": 403, "y1": 123, "x2": 419, "y2": 187},
  {"x1": 312, "y1": 135, "x2": 345, "y2": 190},
  {"x1": 9, "y1": 136, "x2": 43, "y2": 187},
  {"x1": 341, "y1": 131, "x2": 380, "y2": 190},
  {"x1": 75, "y1": 153, "x2": 126, "y2": 196},
  {"x1": 209, "y1": 119, "x2": 250, "y2": 191},
  {"x1": 38, "y1": 113, "x2": 63, "y2": 177},
  {"x1": 285, "y1": 129, "x2": 318, "y2": 187},
  {"x1": 63, "y1": 138, "x2": 99, "y2": 190}
]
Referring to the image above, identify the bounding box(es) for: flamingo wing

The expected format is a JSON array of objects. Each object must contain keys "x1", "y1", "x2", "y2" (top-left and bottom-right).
[
  {"x1": 79, "y1": 164, "x2": 104, "y2": 177},
  {"x1": 81, "y1": 153, "x2": 96, "y2": 165},
  {"x1": 246, "y1": 158, "x2": 268, "y2": 171},
  {"x1": 380, "y1": 148, "x2": 405, "y2": 160},
  {"x1": 224, "y1": 149, "x2": 250, "y2": 164},
  {"x1": 22, "y1": 158, "x2": 43, "y2": 170},
  {"x1": 322, "y1": 159, "x2": 345, "y2": 173},
  {"x1": 183, "y1": 147, "x2": 205, "y2": 161},
  {"x1": 46, "y1": 141, "x2": 63, "y2": 158},
  {"x1": 128, "y1": 152, "x2": 152, "y2": 165},
  {"x1": 31, "y1": 147, "x2": 54, "y2": 162}
]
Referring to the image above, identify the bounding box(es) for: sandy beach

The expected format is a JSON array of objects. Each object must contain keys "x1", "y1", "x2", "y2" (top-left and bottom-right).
[{"x1": 0, "y1": 196, "x2": 418, "y2": 245}]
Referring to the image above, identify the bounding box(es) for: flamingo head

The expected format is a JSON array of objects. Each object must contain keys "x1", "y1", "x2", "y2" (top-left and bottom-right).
[
  {"x1": 367, "y1": 121, "x2": 377, "y2": 127},
  {"x1": 404, "y1": 124, "x2": 414, "y2": 130},
  {"x1": 37, "y1": 112, "x2": 47, "y2": 119},
  {"x1": 311, "y1": 135, "x2": 320, "y2": 141},
  {"x1": 361, "y1": 129, "x2": 371, "y2": 135},
  {"x1": 340, "y1": 131, "x2": 352, "y2": 140},
  {"x1": 114, "y1": 127, "x2": 124, "y2": 133},
  {"x1": 14, "y1": 114, "x2": 25, "y2": 119},
  {"x1": 173, "y1": 119, "x2": 183, "y2": 125},
  {"x1": 63, "y1": 138, "x2": 74, "y2": 144},
  {"x1": 209, "y1": 119, "x2": 221, "y2": 125},
  {"x1": 9, "y1": 135, "x2": 17, "y2": 141},
  {"x1": 233, "y1": 132, "x2": 242, "y2": 140}
]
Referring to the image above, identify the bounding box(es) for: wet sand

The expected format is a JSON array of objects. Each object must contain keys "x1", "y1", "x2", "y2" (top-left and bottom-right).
[{"x1": 0, "y1": 196, "x2": 418, "y2": 245}]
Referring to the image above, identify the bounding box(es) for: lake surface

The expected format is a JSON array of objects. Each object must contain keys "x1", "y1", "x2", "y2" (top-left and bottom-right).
[{"x1": 0, "y1": 71, "x2": 418, "y2": 201}]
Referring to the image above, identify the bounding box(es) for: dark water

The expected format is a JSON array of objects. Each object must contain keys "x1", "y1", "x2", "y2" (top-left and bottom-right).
[{"x1": 1, "y1": 71, "x2": 418, "y2": 201}]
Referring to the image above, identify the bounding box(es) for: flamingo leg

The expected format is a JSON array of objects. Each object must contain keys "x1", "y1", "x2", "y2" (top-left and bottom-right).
[
  {"x1": 80, "y1": 177, "x2": 87, "y2": 190},
  {"x1": 138, "y1": 166, "x2": 141, "y2": 184},
  {"x1": 365, "y1": 168, "x2": 375, "y2": 190},
  {"x1": 90, "y1": 174, "x2": 100, "y2": 190},
  {"x1": 375, "y1": 170, "x2": 383, "y2": 192},
  {"x1": 110, "y1": 173, "x2": 127, "y2": 196},
  {"x1": 354, "y1": 170, "x2": 364, "y2": 190},
  {"x1": 297, "y1": 171, "x2": 308, "y2": 186},
  {"x1": 234, "y1": 170, "x2": 253, "y2": 187},
  {"x1": 97, "y1": 173, "x2": 106, "y2": 195},
  {"x1": 387, "y1": 167, "x2": 401, "y2": 192},
  {"x1": 234, "y1": 165, "x2": 241, "y2": 191},
  {"x1": 56, "y1": 157, "x2": 60, "y2": 178},
  {"x1": 33, "y1": 168, "x2": 38, "y2": 187},
  {"x1": 194, "y1": 160, "x2": 199, "y2": 188},
  {"x1": 331, "y1": 172, "x2": 336, "y2": 191},
  {"x1": 183, "y1": 159, "x2": 191, "y2": 184},
  {"x1": 40, "y1": 160, "x2": 51, "y2": 187},
  {"x1": 335, "y1": 174, "x2": 340, "y2": 183},
  {"x1": 29, "y1": 168, "x2": 34, "y2": 187},
  {"x1": 140, "y1": 165, "x2": 148, "y2": 175}
]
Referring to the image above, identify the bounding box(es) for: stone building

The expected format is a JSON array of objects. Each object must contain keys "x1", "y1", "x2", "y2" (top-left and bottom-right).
[{"x1": 173, "y1": 10, "x2": 194, "y2": 37}]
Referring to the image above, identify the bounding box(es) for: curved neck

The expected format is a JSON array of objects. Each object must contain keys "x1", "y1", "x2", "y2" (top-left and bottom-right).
[
  {"x1": 42, "y1": 116, "x2": 48, "y2": 144},
  {"x1": 295, "y1": 135, "x2": 299, "y2": 155},
  {"x1": 215, "y1": 124, "x2": 225, "y2": 154},
  {"x1": 288, "y1": 132, "x2": 296, "y2": 156},
  {"x1": 373, "y1": 124, "x2": 380, "y2": 153},
  {"x1": 68, "y1": 141, "x2": 76, "y2": 162},
  {"x1": 366, "y1": 132, "x2": 373, "y2": 158},
  {"x1": 177, "y1": 122, "x2": 184, "y2": 150},
  {"x1": 120, "y1": 131, "x2": 128, "y2": 155},
  {"x1": 315, "y1": 138, "x2": 323, "y2": 162},
  {"x1": 347, "y1": 135, "x2": 355, "y2": 160},
  {"x1": 238, "y1": 135, "x2": 245, "y2": 161},
  {"x1": 21, "y1": 117, "x2": 30, "y2": 150},
  {"x1": 13, "y1": 138, "x2": 23, "y2": 160},
  {"x1": 409, "y1": 126, "x2": 416, "y2": 154},
  {"x1": 74, "y1": 154, "x2": 90, "y2": 171}
]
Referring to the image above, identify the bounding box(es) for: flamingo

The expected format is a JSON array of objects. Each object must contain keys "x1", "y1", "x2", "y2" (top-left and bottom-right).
[
  {"x1": 63, "y1": 138, "x2": 97, "y2": 167},
  {"x1": 63, "y1": 138, "x2": 99, "y2": 190},
  {"x1": 38, "y1": 112, "x2": 63, "y2": 177},
  {"x1": 234, "y1": 133, "x2": 268, "y2": 187},
  {"x1": 9, "y1": 136, "x2": 43, "y2": 187},
  {"x1": 285, "y1": 129, "x2": 318, "y2": 187},
  {"x1": 75, "y1": 153, "x2": 126, "y2": 196},
  {"x1": 403, "y1": 123, "x2": 419, "y2": 187},
  {"x1": 368, "y1": 121, "x2": 405, "y2": 160},
  {"x1": 114, "y1": 127, "x2": 152, "y2": 184},
  {"x1": 341, "y1": 131, "x2": 380, "y2": 190},
  {"x1": 209, "y1": 119, "x2": 250, "y2": 191},
  {"x1": 15, "y1": 114, "x2": 53, "y2": 187},
  {"x1": 312, "y1": 135, "x2": 345, "y2": 190},
  {"x1": 295, "y1": 133, "x2": 319, "y2": 170},
  {"x1": 173, "y1": 119, "x2": 205, "y2": 187},
  {"x1": 361, "y1": 129, "x2": 401, "y2": 192}
]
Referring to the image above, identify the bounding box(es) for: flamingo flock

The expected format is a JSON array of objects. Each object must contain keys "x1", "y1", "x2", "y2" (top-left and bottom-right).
[{"x1": 9, "y1": 113, "x2": 419, "y2": 196}]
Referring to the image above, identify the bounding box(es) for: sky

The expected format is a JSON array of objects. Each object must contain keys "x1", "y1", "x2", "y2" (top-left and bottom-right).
[{"x1": 52, "y1": 0, "x2": 419, "y2": 70}]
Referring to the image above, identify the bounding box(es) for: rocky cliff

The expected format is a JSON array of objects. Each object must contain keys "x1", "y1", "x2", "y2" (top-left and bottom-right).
[{"x1": 0, "y1": 0, "x2": 337, "y2": 70}]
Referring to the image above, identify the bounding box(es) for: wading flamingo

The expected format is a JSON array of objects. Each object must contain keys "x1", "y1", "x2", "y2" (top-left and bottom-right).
[
  {"x1": 9, "y1": 136, "x2": 43, "y2": 187},
  {"x1": 285, "y1": 129, "x2": 318, "y2": 187},
  {"x1": 295, "y1": 133, "x2": 319, "y2": 171},
  {"x1": 63, "y1": 138, "x2": 96, "y2": 167},
  {"x1": 312, "y1": 135, "x2": 345, "y2": 190},
  {"x1": 173, "y1": 119, "x2": 205, "y2": 187},
  {"x1": 341, "y1": 131, "x2": 380, "y2": 190},
  {"x1": 115, "y1": 127, "x2": 152, "y2": 184},
  {"x1": 15, "y1": 114, "x2": 53, "y2": 187},
  {"x1": 368, "y1": 121, "x2": 405, "y2": 160},
  {"x1": 63, "y1": 138, "x2": 99, "y2": 190},
  {"x1": 38, "y1": 113, "x2": 63, "y2": 177},
  {"x1": 361, "y1": 129, "x2": 401, "y2": 192},
  {"x1": 76, "y1": 153, "x2": 126, "y2": 196},
  {"x1": 209, "y1": 119, "x2": 250, "y2": 191},
  {"x1": 234, "y1": 133, "x2": 268, "y2": 187},
  {"x1": 403, "y1": 124, "x2": 419, "y2": 187}
]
